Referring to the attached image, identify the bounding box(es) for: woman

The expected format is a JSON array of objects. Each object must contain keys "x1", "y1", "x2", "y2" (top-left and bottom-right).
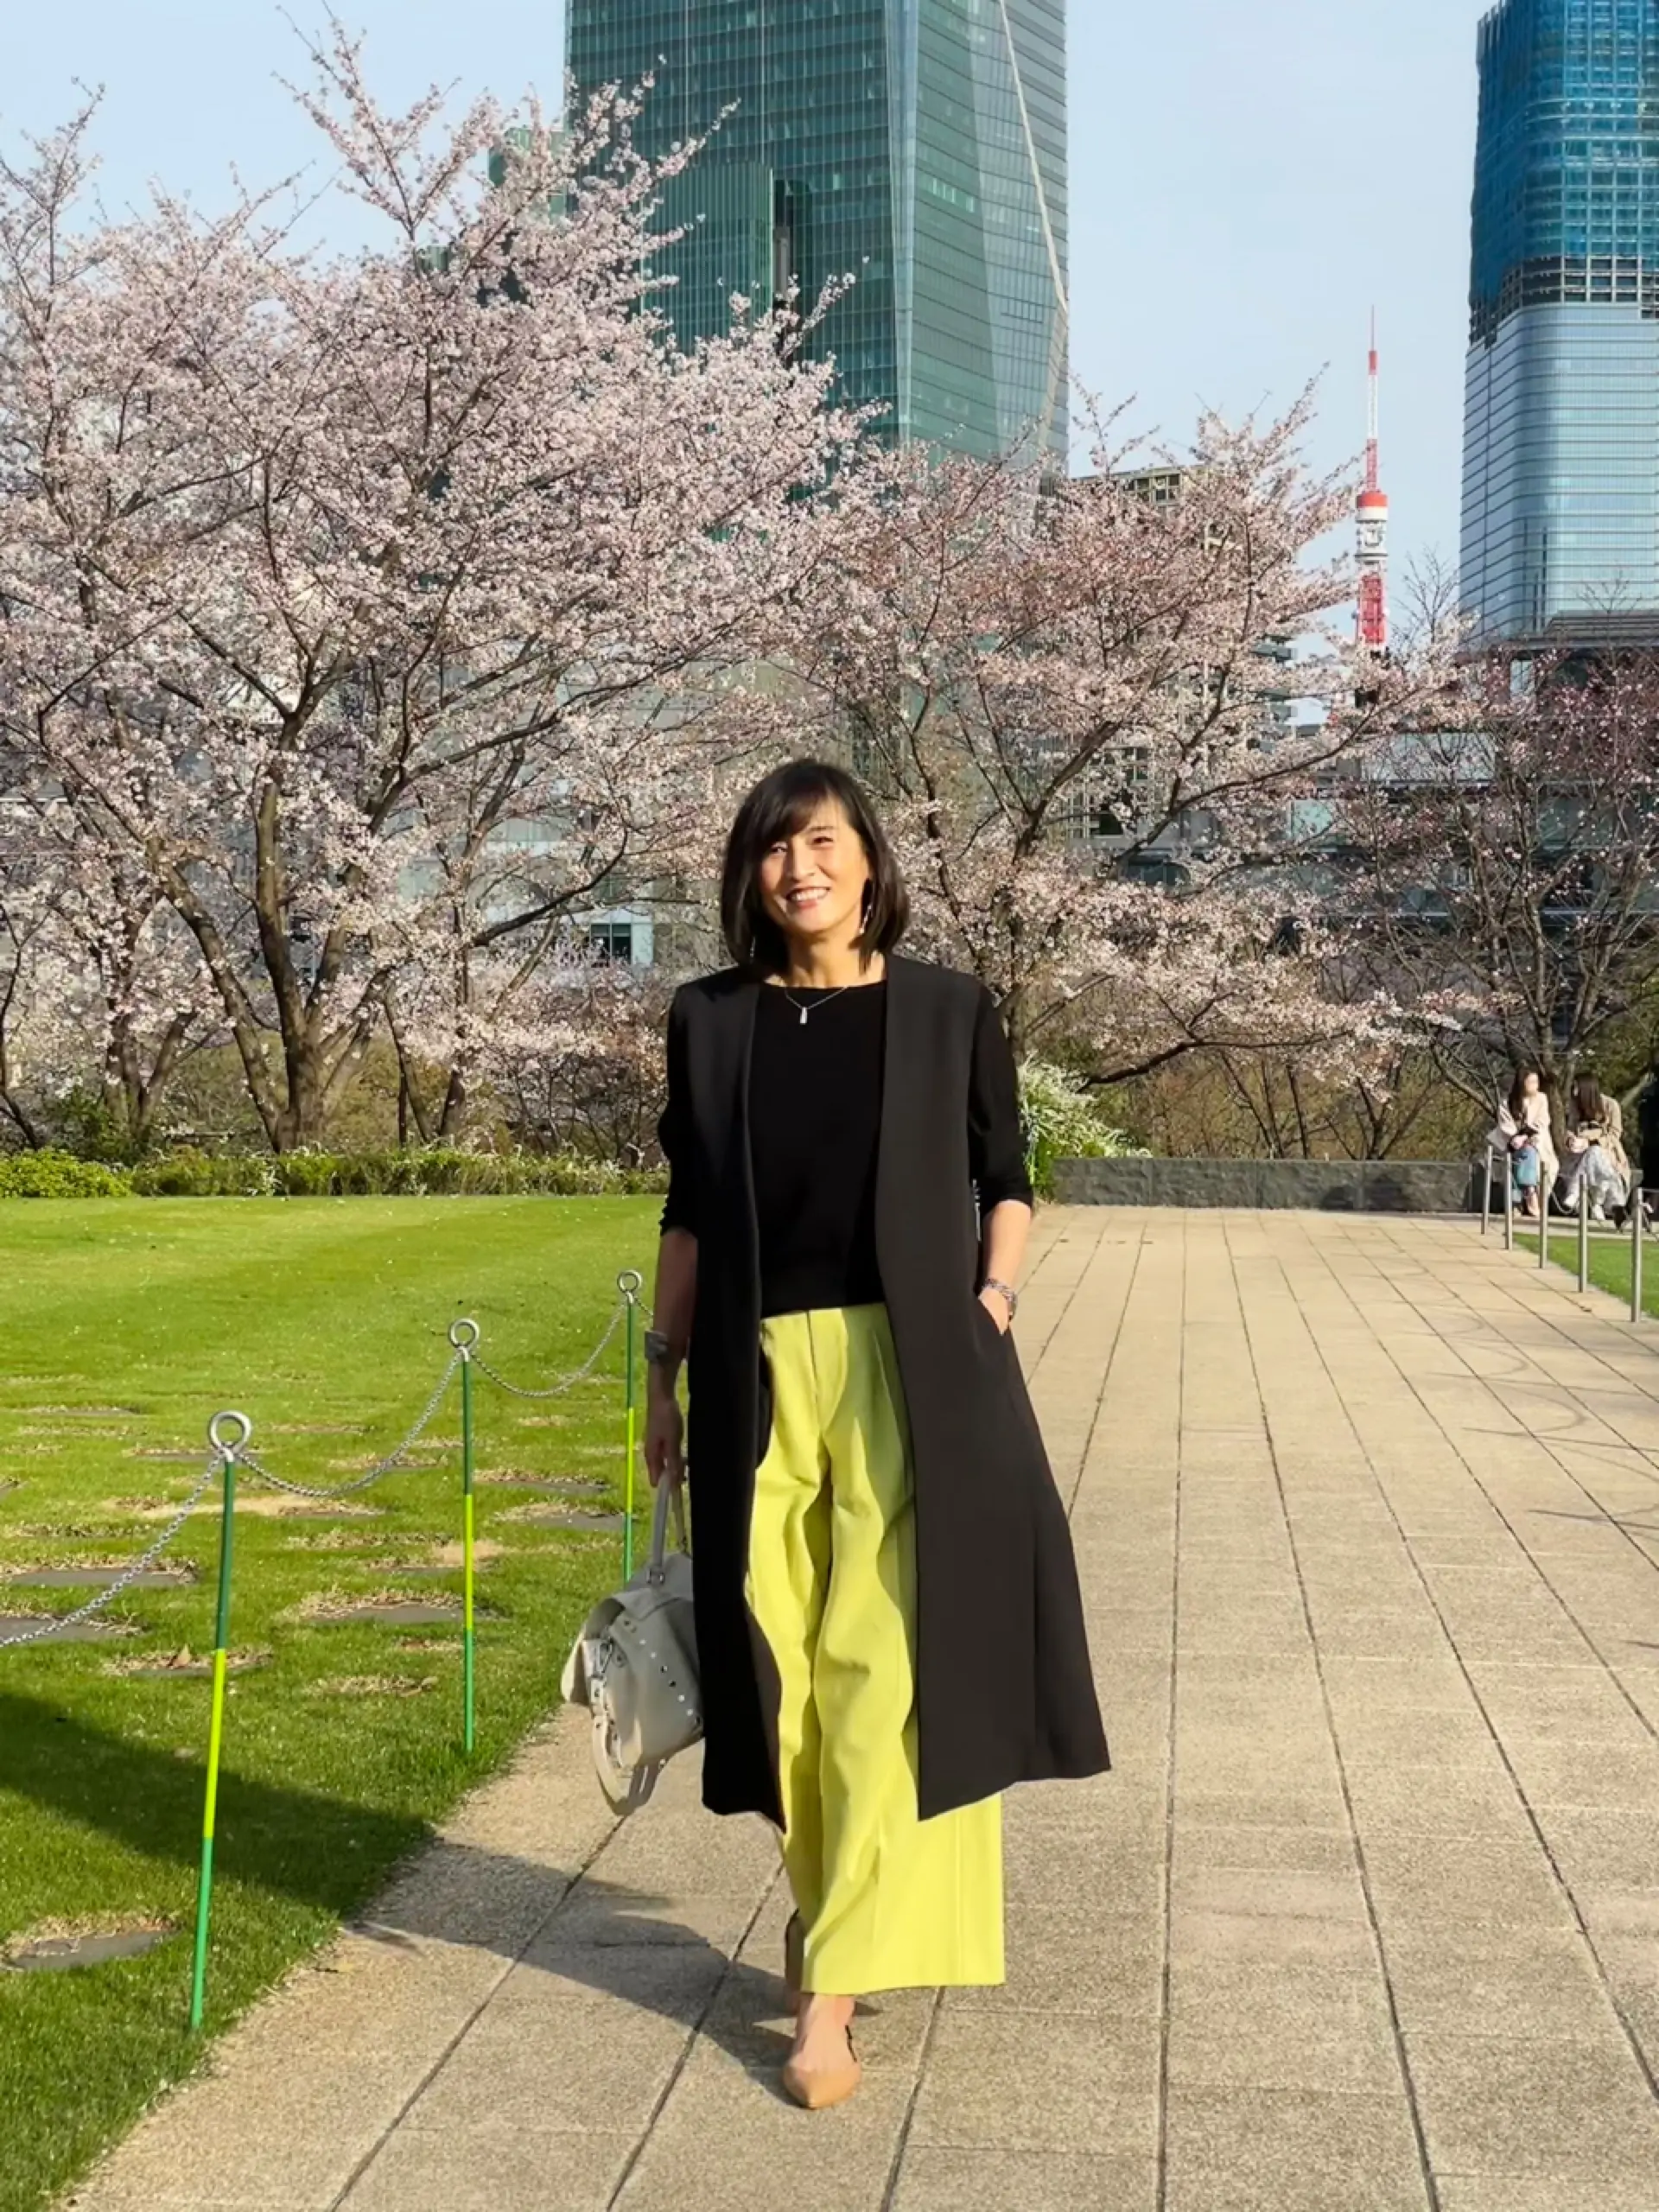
[
  {"x1": 1497, "y1": 1066, "x2": 1557, "y2": 1221},
  {"x1": 645, "y1": 760, "x2": 1109, "y2": 2113},
  {"x1": 1560, "y1": 1073, "x2": 1630, "y2": 1224}
]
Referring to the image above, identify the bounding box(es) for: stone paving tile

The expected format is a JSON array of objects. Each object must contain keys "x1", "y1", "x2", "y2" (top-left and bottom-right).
[
  {"x1": 906, "y1": 2010, "x2": 1160, "y2": 2157},
  {"x1": 1163, "y1": 2085, "x2": 1430, "y2": 2211},
  {"x1": 61, "y1": 1211, "x2": 1659, "y2": 2212},
  {"x1": 1381, "y1": 1926, "x2": 1624, "y2": 2044},
  {"x1": 341, "y1": 2127, "x2": 634, "y2": 2212},
  {"x1": 1405, "y1": 2030, "x2": 1659, "y2": 2181},
  {"x1": 890, "y1": 2148, "x2": 1159, "y2": 2212},
  {"x1": 1436, "y1": 2182, "x2": 1659, "y2": 2212},
  {"x1": 1167, "y1": 1960, "x2": 1402, "y2": 2093}
]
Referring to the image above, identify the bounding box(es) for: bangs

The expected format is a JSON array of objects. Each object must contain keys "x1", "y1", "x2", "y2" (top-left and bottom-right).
[{"x1": 741, "y1": 766, "x2": 843, "y2": 857}]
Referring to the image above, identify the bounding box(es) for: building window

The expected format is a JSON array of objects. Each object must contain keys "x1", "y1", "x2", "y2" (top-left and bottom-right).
[{"x1": 588, "y1": 921, "x2": 634, "y2": 963}]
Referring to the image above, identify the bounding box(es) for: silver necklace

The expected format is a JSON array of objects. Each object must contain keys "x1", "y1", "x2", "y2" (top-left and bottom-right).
[{"x1": 779, "y1": 983, "x2": 854, "y2": 1027}]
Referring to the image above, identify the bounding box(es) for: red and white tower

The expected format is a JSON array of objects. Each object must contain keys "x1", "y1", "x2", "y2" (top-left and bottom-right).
[{"x1": 1357, "y1": 314, "x2": 1389, "y2": 655}]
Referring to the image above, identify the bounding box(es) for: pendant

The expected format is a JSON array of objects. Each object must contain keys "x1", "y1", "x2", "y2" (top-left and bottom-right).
[{"x1": 799, "y1": 1007, "x2": 809, "y2": 1027}]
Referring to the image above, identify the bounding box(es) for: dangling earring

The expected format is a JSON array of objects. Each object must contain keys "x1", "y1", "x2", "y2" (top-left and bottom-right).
[{"x1": 861, "y1": 882, "x2": 874, "y2": 920}]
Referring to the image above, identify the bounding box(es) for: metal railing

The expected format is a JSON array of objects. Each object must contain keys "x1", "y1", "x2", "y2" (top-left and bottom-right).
[{"x1": 1488, "y1": 1141, "x2": 1649, "y2": 1325}]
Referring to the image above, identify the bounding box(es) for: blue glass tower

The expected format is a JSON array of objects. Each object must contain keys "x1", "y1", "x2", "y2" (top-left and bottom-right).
[
  {"x1": 1461, "y1": 0, "x2": 1659, "y2": 646},
  {"x1": 566, "y1": 1, "x2": 1068, "y2": 466}
]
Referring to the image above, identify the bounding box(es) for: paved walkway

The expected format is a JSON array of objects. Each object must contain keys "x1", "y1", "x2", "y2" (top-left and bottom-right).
[{"x1": 66, "y1": 1212, "x2": 1659, "y2": 2212}]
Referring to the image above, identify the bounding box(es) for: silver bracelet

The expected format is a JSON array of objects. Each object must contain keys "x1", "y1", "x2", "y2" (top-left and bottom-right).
[{"x1": 982, "y1": 1277, "x2": 1019, "y2": 1321}]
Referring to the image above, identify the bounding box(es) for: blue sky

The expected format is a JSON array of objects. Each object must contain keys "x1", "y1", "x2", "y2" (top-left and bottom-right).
[{"x1": 4, "y1": 2, "x2": 1490, "y2": 576}]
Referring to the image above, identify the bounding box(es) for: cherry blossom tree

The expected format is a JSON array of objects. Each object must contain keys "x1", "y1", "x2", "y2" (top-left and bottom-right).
[
  {"x1": 459, "y1": 944, "x2": 674, "y2": 1163},
  {"x1": 759, "y1": 397, "x2": 1461, "y2": 1090},
  {"x1": 0, "y1": 33, "x2": 870, "y2": 1150},
  {"x1": 1338, "y1": 657, "x2": 1659, "y2": 1113}
]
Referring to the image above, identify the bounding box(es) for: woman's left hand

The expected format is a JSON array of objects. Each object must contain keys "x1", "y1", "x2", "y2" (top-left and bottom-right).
[{"x1": 978, "y1": 1287, "x2": 1012, "y2": 1336}]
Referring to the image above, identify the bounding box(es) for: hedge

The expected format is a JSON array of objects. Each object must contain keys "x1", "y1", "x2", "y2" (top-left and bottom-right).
[{"x1": 0, "y1": 1147, "x2": 669, "y2": 1199}]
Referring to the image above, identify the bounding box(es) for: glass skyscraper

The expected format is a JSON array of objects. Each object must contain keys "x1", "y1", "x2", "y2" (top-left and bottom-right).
[
  {"x1": 565, "y1": 1, "x2": 1068, "y2": 466},
  {"x1": 1461, "y1": 0, "x2": 1659, "y2": 647}
]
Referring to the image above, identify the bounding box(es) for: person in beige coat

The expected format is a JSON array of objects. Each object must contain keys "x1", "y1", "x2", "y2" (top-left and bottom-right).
[
  {"x1": 1560, "y1": 1075, "x2": 1630, "y2": 1222},
  {"x1": 1497, "y1": 1067, "x2": 1558, "y2": 1220}
]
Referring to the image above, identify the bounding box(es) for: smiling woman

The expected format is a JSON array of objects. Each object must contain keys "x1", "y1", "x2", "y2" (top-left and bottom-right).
[{"x1": 643, "y1": 759, "x2": 1109, "y2": 2112}]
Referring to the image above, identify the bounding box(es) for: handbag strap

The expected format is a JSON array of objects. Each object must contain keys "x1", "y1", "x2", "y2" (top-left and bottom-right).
[{"x1": 647, "y1": 1478, "x2": 690, "y2": 1586}]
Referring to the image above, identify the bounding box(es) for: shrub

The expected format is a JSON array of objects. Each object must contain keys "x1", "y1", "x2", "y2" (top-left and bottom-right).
[
  {"x1": 0, "y1": 1148, "x2": 133, "y2": 1198},
  {"x1": 119, "y1": 1147, "x2": 668, "y2": 1198},
  {"x1": 1018, "y1": 1061, "x2": 1145, "y2": 1200},
  {"x1": 129, "y1": 1151, "x2": 278, "y2": 1197}
]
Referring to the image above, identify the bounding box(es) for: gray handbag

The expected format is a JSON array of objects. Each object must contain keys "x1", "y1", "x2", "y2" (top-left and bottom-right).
[{"x1": 560, "y1": 1478, "x2": 701, "y2": 1814}]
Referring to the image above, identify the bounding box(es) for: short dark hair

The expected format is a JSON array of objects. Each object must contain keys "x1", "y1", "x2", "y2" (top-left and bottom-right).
[{"x1": 720, "y1": 760, "x2": 909, "y2": 976}]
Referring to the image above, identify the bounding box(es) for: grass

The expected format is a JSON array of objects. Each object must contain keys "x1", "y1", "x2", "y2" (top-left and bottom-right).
[
  {"x1": 1513, "y1": 1217, "x2": 1657, "y2": 1314},
  {"x1": 0, "y1": 1198, "x2": 659, "y2": 2212}
]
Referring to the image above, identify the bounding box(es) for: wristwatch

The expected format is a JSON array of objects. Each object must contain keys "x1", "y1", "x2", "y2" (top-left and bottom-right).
[
  {"x1": 982, "y1": 1277, "x2": 1019, "y2": 1321},
  {"x1": 644, "y1": 1328, "x2": 680, "y2": 1367}
]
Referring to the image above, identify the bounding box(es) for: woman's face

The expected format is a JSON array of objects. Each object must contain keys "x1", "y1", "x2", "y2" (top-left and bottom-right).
[
  {"x1": 1523, "y1": 1071, "x2": 1541, "y2": 1097},
  {"x1": 758, "y1": 797, "x2": 873, "y2": 957}
]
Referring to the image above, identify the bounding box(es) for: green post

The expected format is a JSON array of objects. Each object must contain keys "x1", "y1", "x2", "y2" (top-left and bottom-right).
[
  {"x1": 451, "y1": 1320, "x2": 479, "y2": 1755},
  {"x1": 190, "y1": 1411, "x2": 248, "y2": 2032},
  {"x1": 620, "y1": 1272, "x2": 643, "y2": 1582}
]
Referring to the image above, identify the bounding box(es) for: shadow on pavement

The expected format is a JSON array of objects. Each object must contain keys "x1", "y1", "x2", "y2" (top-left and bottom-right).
[{"x1": 370, "y1": 1839, "x2": 800, "y2": 2086}]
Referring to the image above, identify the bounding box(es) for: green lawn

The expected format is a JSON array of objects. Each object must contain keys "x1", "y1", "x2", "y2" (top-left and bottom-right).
[
  {"x1": 0, "y1": 1198, "x2": 659, "y2": 2212},
  {"x1": 1514, "y1": 1223, "x2": 1657, "y2": 1314}
]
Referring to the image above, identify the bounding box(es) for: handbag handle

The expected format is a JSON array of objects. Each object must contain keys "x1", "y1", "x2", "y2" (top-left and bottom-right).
[{"x1": 647, "y1": 1477, "x2": 690, "y2": 1586}]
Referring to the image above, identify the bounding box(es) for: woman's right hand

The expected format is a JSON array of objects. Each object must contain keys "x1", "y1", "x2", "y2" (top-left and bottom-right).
[{"x1": 644, "y1": 1388, "x2": 685, "y2": 1491}]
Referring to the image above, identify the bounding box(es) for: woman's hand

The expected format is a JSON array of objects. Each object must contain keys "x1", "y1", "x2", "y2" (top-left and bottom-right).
[
  {"x1": 644, "y1": 1385, "x2": 685, "y2": 1491},
  {"x1": 978, "y1": 1285, "x2": 1013, "y2": 1337}
]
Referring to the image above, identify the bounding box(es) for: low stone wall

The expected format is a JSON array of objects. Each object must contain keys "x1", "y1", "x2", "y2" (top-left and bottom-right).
[{"x1": 1052, "y1": 1156, "x2": 1486, "y2": 1214}]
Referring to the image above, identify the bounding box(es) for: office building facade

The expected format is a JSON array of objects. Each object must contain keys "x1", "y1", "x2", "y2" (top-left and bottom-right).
[
  {"x1": 1461, "y1": 0, "x2": 1659, "y2": 647},
  {"x1": 1468, "y1": 4, "x2": 1659, "y2": 645},
  {"x1": 566, "y1": 0, "x2": 1069, "y2": 466}
]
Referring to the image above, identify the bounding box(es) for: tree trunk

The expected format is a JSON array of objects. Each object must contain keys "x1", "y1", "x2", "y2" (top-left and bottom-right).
[{"x1": 435, "y1": 1069, "x2": 467, "y2": 1141}]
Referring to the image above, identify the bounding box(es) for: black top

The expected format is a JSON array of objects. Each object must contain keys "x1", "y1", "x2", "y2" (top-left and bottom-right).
[
  {"x1": 660, "y1": 975, "x2": 1033, "y2": 1319},
  {"x1": 749, "y1": 981, "x2": 887, "y2": 1318}
]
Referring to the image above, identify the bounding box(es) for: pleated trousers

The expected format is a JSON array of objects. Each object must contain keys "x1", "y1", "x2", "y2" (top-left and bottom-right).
[{"x1": 745, "y1": 1303, "x2": 1004, "y2": 1997}]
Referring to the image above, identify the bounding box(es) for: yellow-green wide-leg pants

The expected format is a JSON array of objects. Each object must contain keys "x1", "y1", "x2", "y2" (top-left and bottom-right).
[{"x1": 746, "y1": 1304, "x2": 1004, "y2": 1997}]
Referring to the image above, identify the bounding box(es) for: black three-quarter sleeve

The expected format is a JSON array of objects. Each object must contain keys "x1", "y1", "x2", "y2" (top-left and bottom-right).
[
  {"x1": 969, "y1": 987, "x2": 1034, "y2": 1212},
  {"x1": 658, "y1": 990, "x2": 698, "y2": 1237}
]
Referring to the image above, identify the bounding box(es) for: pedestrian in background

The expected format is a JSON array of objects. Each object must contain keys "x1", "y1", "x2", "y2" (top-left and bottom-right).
[
  {"x1": 1560, "y1": 1074, "x2": 1630, "y2": 1224},
  {"x1": 1498, "y1": 1066, "x2": 1557, "y2": 1221}
]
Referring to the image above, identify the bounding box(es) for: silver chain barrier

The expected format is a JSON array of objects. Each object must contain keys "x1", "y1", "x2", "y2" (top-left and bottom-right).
[
  {"x1": 0, "y1": 1457, "x2": 222, "y2": 1648},
  {"x1": 469, "y1": 1280, "x2": 638, "y2": 1401},
  {"x1": 230, "y1": 1350, "x2": 465, "y2": 1499},
  {"x1": 1, "y1": 1275, "x2": 644, "y2": 1643}
]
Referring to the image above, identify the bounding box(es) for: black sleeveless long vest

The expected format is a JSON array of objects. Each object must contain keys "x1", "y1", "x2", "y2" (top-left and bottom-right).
[{"x1": 666, "y1": 954, "x2": 1110, "y2": 1825}]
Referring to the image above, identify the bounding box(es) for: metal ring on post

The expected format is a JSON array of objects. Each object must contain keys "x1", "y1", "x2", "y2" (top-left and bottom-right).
[
  {"x1": 448, "y1": 1319, "x2": 480, "y2": 1357},
  {"x1": 207, "y1": 1410, "x2": 253, "y2": 1459},
  {"x1": 617, "y1": 1269, "x2": 645, "y2": 1305}
]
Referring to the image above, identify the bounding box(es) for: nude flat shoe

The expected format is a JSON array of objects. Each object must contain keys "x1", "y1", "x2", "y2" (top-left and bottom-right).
[{"x1": 781, "y1": 2024, "x2": 861, "y2": 2112}]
